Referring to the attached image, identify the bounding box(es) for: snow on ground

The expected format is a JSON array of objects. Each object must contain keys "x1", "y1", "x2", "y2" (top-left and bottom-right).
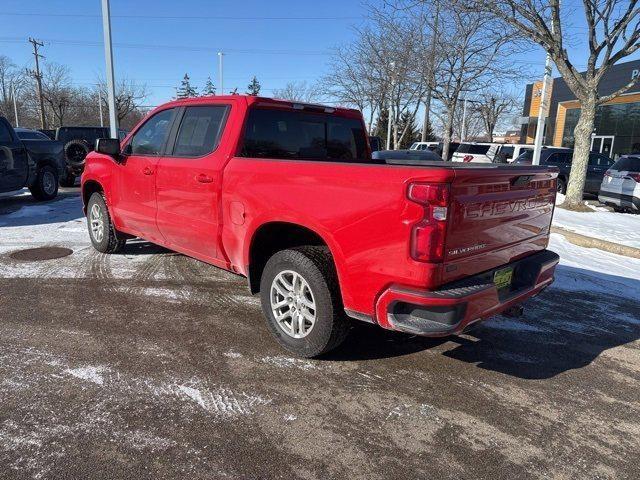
[
  {"x1": 552, "y1": 193, "x2": 640, "y2": 249},
  {"x1": 548, "y1": 233, "x2": 640, "y2": 298}
]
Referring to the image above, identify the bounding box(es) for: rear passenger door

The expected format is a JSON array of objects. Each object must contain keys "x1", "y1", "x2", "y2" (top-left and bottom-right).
[
  {"x1": 587, "y1": 154, "x2": 612, "y2": 193},
  {"x1": 155, "y1": 104, "x2": 230, "y2": 261}
]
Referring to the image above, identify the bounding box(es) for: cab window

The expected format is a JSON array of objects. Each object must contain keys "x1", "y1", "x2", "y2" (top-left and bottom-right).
[{"x1": 129, "y1": 108, "x2": 175, "y2": 156}]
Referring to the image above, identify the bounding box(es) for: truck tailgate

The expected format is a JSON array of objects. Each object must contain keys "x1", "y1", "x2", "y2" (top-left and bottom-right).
[{"x1": 442, "y1": 165, "x2": 557, "y2": 284}]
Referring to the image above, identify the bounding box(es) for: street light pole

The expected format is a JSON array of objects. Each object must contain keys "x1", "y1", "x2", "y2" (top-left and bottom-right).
[
  {"x1": 101, "y1": 0, "x2": 119, "y2": 138},
  {"x1": 218, "y1": 52, "x2": 224, "y2": 95},
  {"x1": 422, "y1": 0, "x2": 440, "y2": 142},
  {"x1": 98, "y1": 90, "x2": 104, "y2": 127},
  {"x1": 12, "y1": 85, "x2": 19, "y2": 127},
  {"x1": 461, "y1": 96, "x2": 468, "y2": 143},
  {"x1": 386, "y1": 61, "x2": 395, "y2": 150}
]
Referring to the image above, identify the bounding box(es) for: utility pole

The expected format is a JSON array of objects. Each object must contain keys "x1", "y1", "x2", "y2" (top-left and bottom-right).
[
  {"x1": 218, "y1": 52, "x2": 224, "y2": 95},
  {"x1": 12, "y1": 85, "x2": 19, "y2": 127},
  {"x1": 101, "y1": 0, "x2": 119, "y2": 138},
  {"x1": 98, "y1": 90, "x2": 104, "y2": 127},
  {"x1": 28, "y1": 37, "x2": 46, "y2": 129},
  {"x1": 421, "y1": 0, "x2": 440, "y2": 142}
]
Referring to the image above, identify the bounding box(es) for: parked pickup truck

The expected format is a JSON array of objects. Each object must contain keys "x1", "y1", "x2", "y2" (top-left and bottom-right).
[
  {"x1": 81, "y1": 96, "x2": 560, "y2": 357},
  {"x1": 0, "y1": 116, "x2": 65, "y2": 200}
]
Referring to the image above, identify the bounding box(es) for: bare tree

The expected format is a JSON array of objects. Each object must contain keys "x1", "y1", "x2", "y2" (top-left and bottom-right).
[
  {"x1": 431, "y1": 5, "x2": 516, "y2": 160},
  {"x1": 96, "y1": 77, "x2": 149, "y2": 125},
  {"x1": 40, "y1": 62, "x2": 74, "y2": 127},
  {"x1": 0, "y1": 55, "x2": 26, "y2": 121},
  {"x1": 272, "y1": 81, "x2": 317, "y2": 103},
  {"x1": 468, "y1": 0, "x2": 640, "y2": 209},
  {"x1": 473, "y1": 91, "x2": 519, "y2": 141}
]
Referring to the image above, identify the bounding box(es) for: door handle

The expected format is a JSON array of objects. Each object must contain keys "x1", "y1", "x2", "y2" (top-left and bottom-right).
[
  {"x1": 142, "y1": 166, "x2": 154, "y2": 175},
  {"x1": 196, "y1": 173, "x2": 214, "y2": 184}
]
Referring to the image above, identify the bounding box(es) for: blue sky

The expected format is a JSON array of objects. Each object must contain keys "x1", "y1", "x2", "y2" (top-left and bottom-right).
[
  {"x1": 0, "y1": 0, "x2": 372, "y2": 107},
  {"x1": 1, "y1": 0, "x2": 637, "y2": 114}
]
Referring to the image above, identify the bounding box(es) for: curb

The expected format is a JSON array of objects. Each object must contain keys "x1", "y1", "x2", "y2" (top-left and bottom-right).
[{"x1": 551, "y1": 226, "x2": 640, "y2": 259}]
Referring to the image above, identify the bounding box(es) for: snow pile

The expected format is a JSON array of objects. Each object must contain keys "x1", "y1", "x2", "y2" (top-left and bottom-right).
[{"x1": 552, "y1": 206, "x2": 640, "y2": 249}]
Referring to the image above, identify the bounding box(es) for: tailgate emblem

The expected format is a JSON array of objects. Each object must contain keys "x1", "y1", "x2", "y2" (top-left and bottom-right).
[{"x1": 511, "y1": 175, "x2": 533, "y2": 186}]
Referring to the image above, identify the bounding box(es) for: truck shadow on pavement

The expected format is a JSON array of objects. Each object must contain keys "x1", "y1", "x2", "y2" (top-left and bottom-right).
[
  {"x1": 0, "y1": 191, "x2": 82, "y2": 226},
  {"x1": 331, "y1": 265, "x2": 640, "y2": 380}
]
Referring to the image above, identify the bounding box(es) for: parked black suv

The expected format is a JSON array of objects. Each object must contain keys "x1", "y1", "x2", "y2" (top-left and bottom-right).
[
  {"x1": 0, "y1": 117, "x2": 65, "y2": 200},
  {"x1": 513, "y1": 147, "x2": 614, "y2": 194},
  {"x1": 55, "y1": 126, "x2": 127, "y2": 186}
]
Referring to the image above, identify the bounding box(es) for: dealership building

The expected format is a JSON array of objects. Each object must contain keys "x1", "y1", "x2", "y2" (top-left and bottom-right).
[{"x1": 521, "y1": 59, "x2": 640, "y2": 159}]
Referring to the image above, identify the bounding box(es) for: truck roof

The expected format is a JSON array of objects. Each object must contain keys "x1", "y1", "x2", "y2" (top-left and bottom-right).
[{"x1": 161, "y1": 95, "x2": 361, "y2": 118}]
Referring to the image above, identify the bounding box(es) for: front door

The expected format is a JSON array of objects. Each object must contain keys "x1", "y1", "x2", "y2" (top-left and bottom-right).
[
  {"x1": 591, "y1": 135, "x2": 614, "y2": 155},
  {"x1": 112, "y1": 108, "x2": 177, "y2": 243},
  {"x1": 155, "y1": 104, "x2": 230, "y2": 261},
  {"x1": 0, "y1": 119, "x2": 29, "y2": 192}
]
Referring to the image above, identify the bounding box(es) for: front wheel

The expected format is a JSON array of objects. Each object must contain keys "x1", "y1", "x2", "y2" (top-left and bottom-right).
[
  {"x1": 87, "y1": 192, "x2": 126, "y2": 253},
  {"x1": 260, "y1": 247, "x2": 350, "y2": 358},
  {"x1": 29, "y1": 165, "x2": 59, "y2": 201}
]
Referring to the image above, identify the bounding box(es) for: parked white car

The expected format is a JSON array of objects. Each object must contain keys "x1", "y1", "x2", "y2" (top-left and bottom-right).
[
  {"x1": 451, "y1": 143, "x2": 497, "y2": 163},
  {"x1": 409, "y1": 141, "x2": 439, "y2": 151},
  {"x1": 598, "y1": 155, "x2": 640, "y2": 212},
  {"x1": 452, "y1": 143, "x2": 535, "y2": 163}
]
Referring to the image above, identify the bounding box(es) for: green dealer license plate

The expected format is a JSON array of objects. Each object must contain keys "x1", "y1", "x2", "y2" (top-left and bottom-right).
[{"x1": 493, "y1": 267, "x2": 513, "y2": 290}]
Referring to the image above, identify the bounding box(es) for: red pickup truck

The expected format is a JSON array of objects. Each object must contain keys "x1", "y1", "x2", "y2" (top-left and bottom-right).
[{"x1": 82, "y1": 95, "x2": 559, "y2": 357}]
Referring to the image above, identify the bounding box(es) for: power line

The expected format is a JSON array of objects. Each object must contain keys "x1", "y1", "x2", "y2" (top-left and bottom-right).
[
  {"x1": 0, "y1": 12, "x2": 360, "y2": 21},
  {"x1": 0, "y1": 36, "x2": 329, "y2": 56}
]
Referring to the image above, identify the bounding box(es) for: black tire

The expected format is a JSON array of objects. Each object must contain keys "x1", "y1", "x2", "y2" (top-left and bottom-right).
[
  {"x1": 29, "y1": 165, "x2": 59, "y2": 201},
  {"x1": 86, "y1": 192, "x2": 126, "y2": 254},
  {"x1": 59, "y1": 170, "x2": 76, "y2": 187},
  {"x1": 259, "y1": 246, "x2": 350, "y2": 358},
  {"x1": 557, "y1": 177, "x2": 567, "y2": 194},
  {"x1": 64, "y1": 139, "x2": 90, "y2": 166}
]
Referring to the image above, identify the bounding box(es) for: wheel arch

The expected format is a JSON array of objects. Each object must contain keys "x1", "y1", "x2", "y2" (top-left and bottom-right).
[{"x1": 245, "y1": 221, "x2": 342, "y2": 295}]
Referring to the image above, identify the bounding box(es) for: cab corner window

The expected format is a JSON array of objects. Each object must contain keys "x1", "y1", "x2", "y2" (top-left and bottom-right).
[
  {"x1": 129, "y1": 108, "x2": 175, "y2": 156},
  {"x1": 172, "y1": 105, "x2": 228, "y2": 157}
]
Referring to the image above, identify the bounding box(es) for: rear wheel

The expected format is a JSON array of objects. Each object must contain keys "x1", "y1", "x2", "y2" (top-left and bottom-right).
[
  {"x1": 87, "y1": 192, "x2": 126, "y2": 253},
  {"x1": 260, "y1": 246, "x2": 349, "y2": 358},
  {"x1": 29, "y1": 165, "x2": 59, "y2": 201}
]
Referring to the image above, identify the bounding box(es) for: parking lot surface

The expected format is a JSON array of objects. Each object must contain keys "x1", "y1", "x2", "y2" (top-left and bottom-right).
[{"x1": 1, "y1": 191, "x2": 639, "y2": 479}]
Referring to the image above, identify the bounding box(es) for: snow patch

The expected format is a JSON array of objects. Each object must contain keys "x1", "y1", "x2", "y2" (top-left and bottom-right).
[
  {"x1": 260, "y1": 355, "x2": 318, "y2": 370},
  {"x1": 64, "y1": 366, "x2": 108, "y2": 385},
  {"x1": 176, "y1": 384, "x2": 271, "y2": 416}
]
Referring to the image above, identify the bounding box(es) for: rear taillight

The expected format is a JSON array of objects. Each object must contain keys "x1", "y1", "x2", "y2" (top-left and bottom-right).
[
  {"x1": 407, "y1": 183, "x2": 450, "y2": 262},
  {"x1": 629, "y1": 173, "x2": 640, "y2": 182},
  {"x1": 463, "y1": 155, "x2": 473, "y2": 163},
  {"x1": 604, "y1": 170, "x2": 612, "y2": 178}
]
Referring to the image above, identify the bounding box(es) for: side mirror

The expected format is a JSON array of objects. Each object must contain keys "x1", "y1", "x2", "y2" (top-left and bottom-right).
[{"x1": 95, "y1": 138, "x2": 121, "y2": 157}]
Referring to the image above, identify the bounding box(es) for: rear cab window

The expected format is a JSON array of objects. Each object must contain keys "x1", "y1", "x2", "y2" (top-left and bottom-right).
[
  {"x1": 170, "y1": 105, "x2": 229, "y2": 157},
  {"x1": 240, "y1": 107, "x2": 369, "y2": 162}
]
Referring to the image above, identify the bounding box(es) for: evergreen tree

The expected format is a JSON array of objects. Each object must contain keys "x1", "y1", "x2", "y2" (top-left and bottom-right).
[
  {"x1": 202, "y1": 76, "x2": 216, "y2": 96},
  {"x1": 397, "y1": 111, "x2": 421, "y2": 149},
  {"x1": 246, "y1": 76, "x2": 261, "y2": 96},
  {"x1": 373, "y1": 108, "x2": 389, "y2": 147},
  {"x1": 176, "y1": 73, "x2": 198, "y2": 99},
  {"x1": 422, "y1": 120, "x2": 436, "y2": 142}
]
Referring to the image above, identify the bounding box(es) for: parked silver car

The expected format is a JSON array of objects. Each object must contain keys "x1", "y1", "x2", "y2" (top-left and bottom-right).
[{"x1": 598, "y1": 155, "x2": 640, "y2": 212}]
